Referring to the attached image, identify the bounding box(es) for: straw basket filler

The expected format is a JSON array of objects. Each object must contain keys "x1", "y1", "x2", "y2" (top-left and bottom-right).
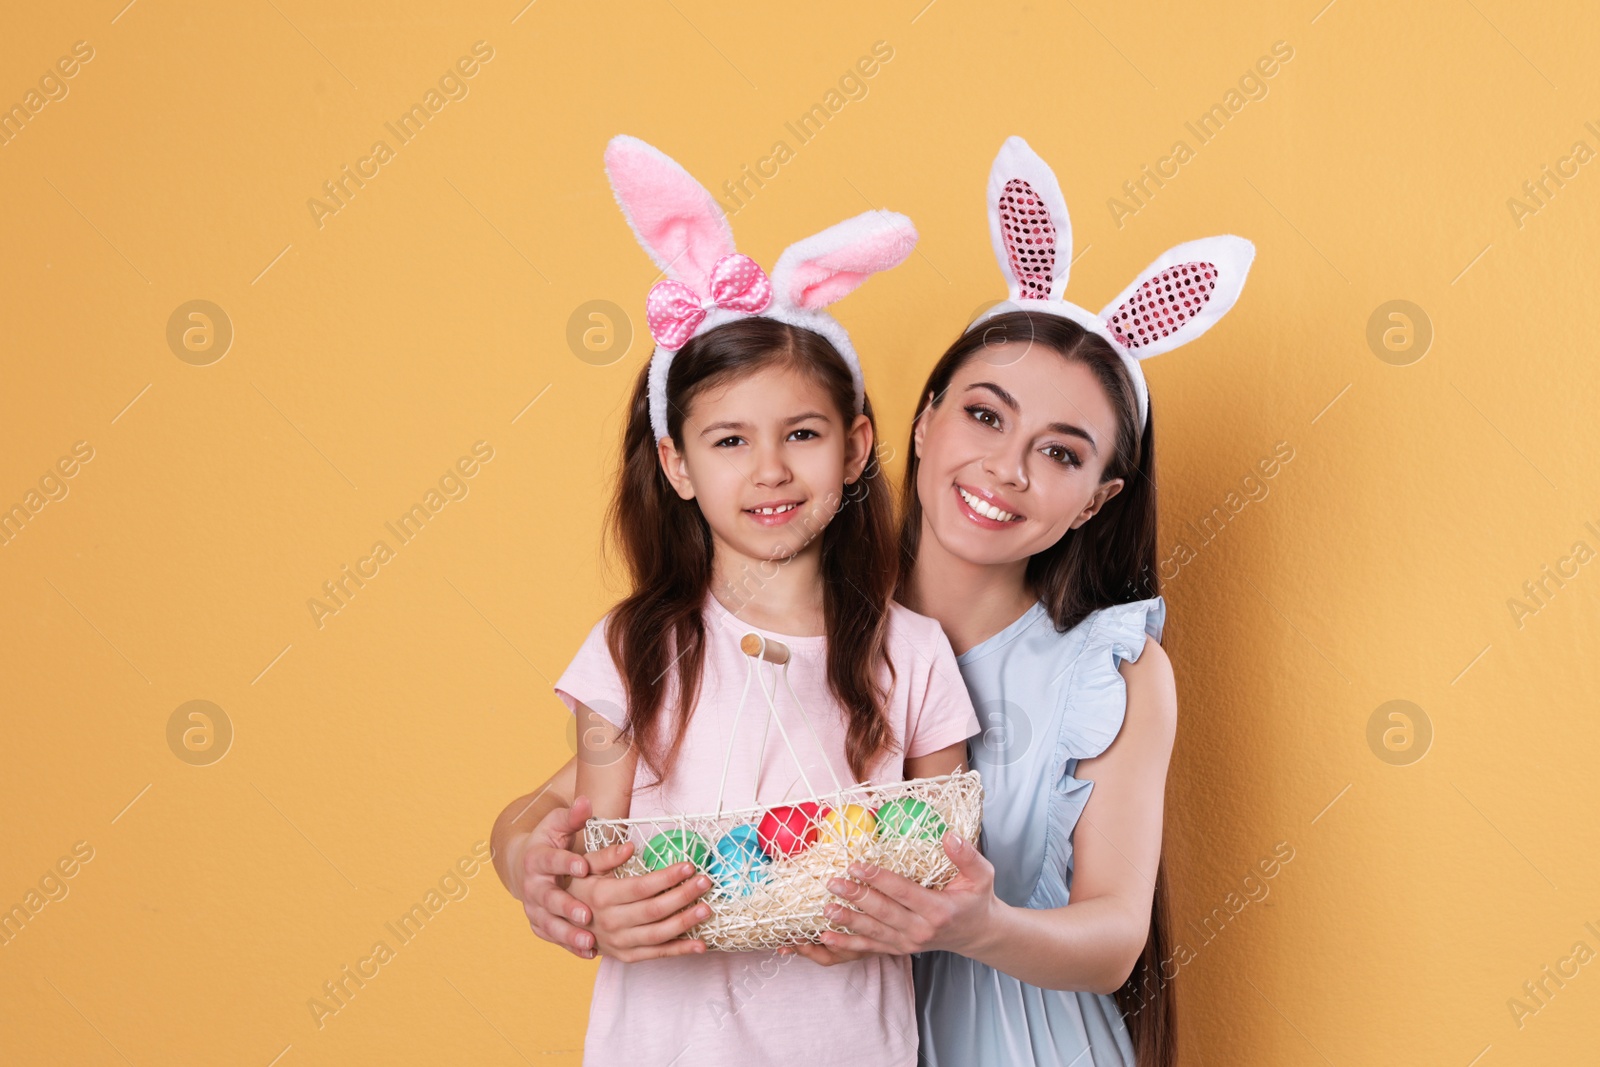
[{"x1": 583, "y1": 629, "x2": 984, "y2": 952}]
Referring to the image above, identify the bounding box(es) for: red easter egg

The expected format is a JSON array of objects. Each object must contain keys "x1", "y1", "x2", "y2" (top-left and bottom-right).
[{"x1": 757, "y1": 802, "x2": 821, "y2": 857}]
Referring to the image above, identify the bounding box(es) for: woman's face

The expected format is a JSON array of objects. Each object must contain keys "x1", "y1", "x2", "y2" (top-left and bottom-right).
[{"x1": 912, "y1": 340, "x2": 1126, "y2": 567}]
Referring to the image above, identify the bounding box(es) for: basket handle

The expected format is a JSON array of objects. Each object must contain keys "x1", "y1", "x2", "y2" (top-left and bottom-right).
[{"x1": 711, "y1": 631, "x2": 844, "y2": 817}]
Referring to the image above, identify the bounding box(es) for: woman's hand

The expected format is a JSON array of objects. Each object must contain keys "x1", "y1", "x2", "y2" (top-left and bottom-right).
[
  {"x1": 819, "y1": 831, "x2": 1002, "y2": 958},
  {"x1": 515, "y1": 796, "x2": 630, "y2": 957}
]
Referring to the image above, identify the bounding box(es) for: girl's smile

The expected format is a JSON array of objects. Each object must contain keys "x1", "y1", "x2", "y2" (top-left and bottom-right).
[{"x1": 743, "y1": 498, "x2": 807, "y2": 526}]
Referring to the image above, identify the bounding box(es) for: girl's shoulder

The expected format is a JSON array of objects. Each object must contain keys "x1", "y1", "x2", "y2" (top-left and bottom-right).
[{"x1": 883, "y1": 599, "x2": 961, "y2": 662}]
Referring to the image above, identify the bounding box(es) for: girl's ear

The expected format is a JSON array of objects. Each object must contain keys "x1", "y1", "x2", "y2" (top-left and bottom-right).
[
  {"x1": 1098, "y1": 235, "x2": 1256, "y2": 360},
  {"x1": 986, "y1": 136, "x2": 1073, "y2": 302},
  {"x1": 604, "y1": 135, "x2": 735, "y2": 296},
  {"x1": 770, "y1": 210, "x2": 918, "y2": 310},
  {"x1": 655, "y1": 435, "x2": 696, "y2": 501},
  {"x1": 842, "y1": 412, "x2": 875, "y2": 486}
]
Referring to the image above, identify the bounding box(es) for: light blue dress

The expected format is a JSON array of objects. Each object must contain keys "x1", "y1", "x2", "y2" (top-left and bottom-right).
[{"x1": 914, "y1": 595, "x2": 1166, "y2": 1067}]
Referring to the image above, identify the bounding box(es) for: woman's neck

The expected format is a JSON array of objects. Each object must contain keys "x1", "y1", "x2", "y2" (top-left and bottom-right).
[
  {"x1": 901, "y1": 517, "x2": 1036, "y2": 657},
  {"x1": 709, "y1": 539, "x2": 827, "y2": 637}
]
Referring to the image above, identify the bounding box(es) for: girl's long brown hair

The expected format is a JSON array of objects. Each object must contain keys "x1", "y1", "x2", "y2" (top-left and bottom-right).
[
  {"x1": 895, "y1": 311, "x2": 1176, "y2": 1067},
  {"x1": 604, "y1": 317, "x2": 899, "y2": 787}
]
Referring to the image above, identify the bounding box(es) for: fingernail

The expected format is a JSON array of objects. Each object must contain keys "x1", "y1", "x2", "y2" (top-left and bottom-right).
[
  {"x1": 950, "y1": 834, "x2": 963, "y2": 848},
  {"x1": 696, "y1": 905, "x2": 710, "y2": 918},
  {"x1": 571, "y1": 861, "x2": 585, "y2": 875},
  {"x1": 697, "y1": 876, "x2": 712, "y2": 890}
]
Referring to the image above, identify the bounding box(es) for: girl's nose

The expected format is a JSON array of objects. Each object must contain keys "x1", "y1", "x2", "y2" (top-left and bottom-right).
[{"x1": 751, "y1": 442, "x2": 792, "y2": 486}]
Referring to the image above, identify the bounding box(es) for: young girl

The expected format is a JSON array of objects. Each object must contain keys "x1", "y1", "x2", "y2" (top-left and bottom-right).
[{"x1": 552, "y1": 136, "x2": 980, "y2": 1066}]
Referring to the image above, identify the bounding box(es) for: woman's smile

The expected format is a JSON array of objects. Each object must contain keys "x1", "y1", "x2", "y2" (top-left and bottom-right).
[{"x1": 954, "y1": 483, "x2": 1025, "y2": 527}]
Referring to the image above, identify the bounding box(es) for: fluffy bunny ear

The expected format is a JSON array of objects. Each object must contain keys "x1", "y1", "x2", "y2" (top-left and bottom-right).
[
  {"x1": 604, "y1": 135, "x2": 735, "y2": 295},
  {"x1": 988, "y1": 136, "x2": 1073, "y2": 302},
  {"x1": 770, "y1": 209, "x2": 918, "y2": 310},
  {"x1": 1099, "y1": 236, "x2": 1256, "y2": 360}
]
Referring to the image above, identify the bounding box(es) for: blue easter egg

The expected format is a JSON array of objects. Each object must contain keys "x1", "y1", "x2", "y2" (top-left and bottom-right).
[{"x1": 709, "y1": 825, "x2": 770, "y2": 894}]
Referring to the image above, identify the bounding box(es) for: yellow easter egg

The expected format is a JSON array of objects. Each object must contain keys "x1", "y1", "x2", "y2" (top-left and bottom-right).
[{"x1": 820, "y1": 803, "x2": 877, "y2": 846}]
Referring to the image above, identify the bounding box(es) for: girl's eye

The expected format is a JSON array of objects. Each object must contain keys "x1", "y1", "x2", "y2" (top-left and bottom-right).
[
  {"x1": 788, "y1": 428, "x2": 819, "y2": 441},
  {"x1": 1042, "y1": 444, "x2": 1082, "y2": 468},
  {"x1": 964, "y1": 405, "x2": 1000, "y2": 429},
  {"x1": 714, "y1": 436, "x2": 745, "y2": 448}
]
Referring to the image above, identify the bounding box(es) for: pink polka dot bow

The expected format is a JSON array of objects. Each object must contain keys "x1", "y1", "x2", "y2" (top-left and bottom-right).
[{"x1": 645, "y1": 253, "x2": 773, "y2": 350}]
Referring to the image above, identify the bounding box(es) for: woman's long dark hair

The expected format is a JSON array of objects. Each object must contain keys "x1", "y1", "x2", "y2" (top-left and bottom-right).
[
  {"x1": 604, "y1": 317, "x2": 899, "y2": 787},
  {"x1": 895, "y1": 311, "x2": 1176, "y2": 1067}
]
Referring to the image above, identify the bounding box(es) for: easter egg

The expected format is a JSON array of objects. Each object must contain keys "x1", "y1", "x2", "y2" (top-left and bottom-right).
[
  {"x1": 757, "y1": 802, "x2": 821, "y2": 857},
  {"x1": 818, "y1": 803, "x2": 878, "y2": 846},
  {"x1": 708, "y1": 825, "x2": 769, "y2": 894},
  {"x1": 641, "y1": 829, "x2": 711, "y2": 871},
  {"x1": 874, "y1": 797, "x2": 946, "y2": 840}
]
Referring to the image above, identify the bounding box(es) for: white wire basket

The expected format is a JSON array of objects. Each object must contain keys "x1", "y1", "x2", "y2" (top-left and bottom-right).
[{"x1": 583, "y1": 629, "x2": 983, "y2": 952}]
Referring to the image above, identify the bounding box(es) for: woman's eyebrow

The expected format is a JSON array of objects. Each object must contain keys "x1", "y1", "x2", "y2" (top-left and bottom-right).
[{"x1": 966, "y1": 381, "x2": 1098, "y2": 455}]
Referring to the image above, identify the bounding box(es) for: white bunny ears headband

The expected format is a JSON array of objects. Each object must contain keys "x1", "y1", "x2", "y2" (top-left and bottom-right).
[
  {"x1": 604, "y1": 135, "x2": 920, "y2": 443},
  {"x1": 968, "y1": 136, "x2": 1256, "y2": 433}
]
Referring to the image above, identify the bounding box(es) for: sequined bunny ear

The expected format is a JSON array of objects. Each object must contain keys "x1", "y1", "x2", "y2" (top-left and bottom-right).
[
  {"x1": 1099, "y1": 236, "x2": 1256, "y2": 360},
  {"x1": 986, "y1": 135, "x2": 1073, "y2": 302}
]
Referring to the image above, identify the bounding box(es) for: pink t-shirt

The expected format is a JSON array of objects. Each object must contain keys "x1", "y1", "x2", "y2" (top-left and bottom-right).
[{"x1": 553, "y1": 592, "x2": 980, "y2": 1067}]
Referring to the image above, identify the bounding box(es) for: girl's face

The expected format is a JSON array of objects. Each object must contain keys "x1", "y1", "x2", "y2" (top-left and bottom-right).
[
  {"x1": 912, "y1": 340, "x2": 1126, "y2": 567},
  {"x1": 658, "y1": 362, "x2": 873, "y2": 565}
]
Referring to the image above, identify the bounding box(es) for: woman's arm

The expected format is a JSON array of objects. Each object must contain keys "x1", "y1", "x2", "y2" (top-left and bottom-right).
[
  {"x1": 492, "y1": 750, "x2": 713, "y2": 959},
  {"x1": 819, "y1": 637, "x2": 1177, "y2": 993}
]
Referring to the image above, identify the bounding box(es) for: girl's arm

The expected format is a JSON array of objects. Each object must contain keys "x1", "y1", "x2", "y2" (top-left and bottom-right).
[
  {"x1": 904, "y1": 741, "x2": 968, "y2": 779},
  {"x1": 817, "y1": 637, "x2": 1177, "y2": 992},
  {"x1": 572, "y1": 700, "x2": 636, "y2": 823}
]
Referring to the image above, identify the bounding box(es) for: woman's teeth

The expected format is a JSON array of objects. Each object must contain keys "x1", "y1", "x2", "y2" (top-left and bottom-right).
[
  {"x1": 748, "y1": 503, "x2": 799, "y2": 515},
  {"x1": 959, "y1": 487, "x2": 1018, "y2": 522}
]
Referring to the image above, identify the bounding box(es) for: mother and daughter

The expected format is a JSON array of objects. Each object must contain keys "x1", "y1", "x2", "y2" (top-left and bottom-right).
[{"x1": 490, "y1": 134, "x2": 1255, "y2": 1066}]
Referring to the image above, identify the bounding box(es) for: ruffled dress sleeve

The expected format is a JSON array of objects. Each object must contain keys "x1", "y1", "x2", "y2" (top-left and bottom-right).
[
  {"x1": 1036, "y1": 595, "x2": 1166, "y2": 908},
  {"x1": 1056, "y1": 596, "x2": 1167, "y2": 760}
]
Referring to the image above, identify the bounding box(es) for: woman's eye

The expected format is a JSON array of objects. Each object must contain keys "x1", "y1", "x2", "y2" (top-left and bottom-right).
[
  {"x1": 1043, "y1": 445, "x2": 1081, "y2": 468},
  {"x1": 964, "y1": 405, "x2": 1000, "y2": 428}
]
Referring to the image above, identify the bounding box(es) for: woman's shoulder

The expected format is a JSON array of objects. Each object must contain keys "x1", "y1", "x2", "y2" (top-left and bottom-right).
[
  {"x1": 1054, "y1": 595, "x2": 1168, "y2": 760},
  {"x1": 1078, "y1": 594, "x2": 1166, "y2": 661}
]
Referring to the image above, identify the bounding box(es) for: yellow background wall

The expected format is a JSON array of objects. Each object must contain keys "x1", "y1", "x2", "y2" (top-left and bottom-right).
[{"x1": 3, "y1": 1, "x2": 1596, "y2": 1063}]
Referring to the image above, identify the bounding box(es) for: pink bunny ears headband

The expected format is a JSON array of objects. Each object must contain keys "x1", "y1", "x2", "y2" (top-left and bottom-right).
[
  {"x1": 604, "y1": 135, "x2": 920, "y2": 443},
  {"x1": 968, "y1": 136, "x2": 1257, "y2": 433}
]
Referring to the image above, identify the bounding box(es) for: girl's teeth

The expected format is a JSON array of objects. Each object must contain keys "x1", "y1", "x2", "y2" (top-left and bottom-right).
[
  {"x1": 752, "y1": 504, "x2": 798, "y2": 515},
  {"x1": 959, "y1": 487, "x2": 1016, "y2": 522}
]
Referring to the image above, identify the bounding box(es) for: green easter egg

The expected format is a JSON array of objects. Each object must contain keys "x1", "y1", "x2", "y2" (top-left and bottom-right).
[
  {"x1": 642, "y1": 829, "x2": 711, "y2": 871},
  {"x1": 874, "y1": 797, "x2": 946, "y2": 840}
]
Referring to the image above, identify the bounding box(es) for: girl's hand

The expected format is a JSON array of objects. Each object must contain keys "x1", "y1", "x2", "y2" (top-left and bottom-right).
[
  {"x1": 819, "y1": 831, "x2": 1001, "y2": 957},
  {"x1": 779, "y1": 942, "x2": 876, "y2": 967},
  {"x1": 568, "y1": 860, "x2": 715, "y2": 963}
]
